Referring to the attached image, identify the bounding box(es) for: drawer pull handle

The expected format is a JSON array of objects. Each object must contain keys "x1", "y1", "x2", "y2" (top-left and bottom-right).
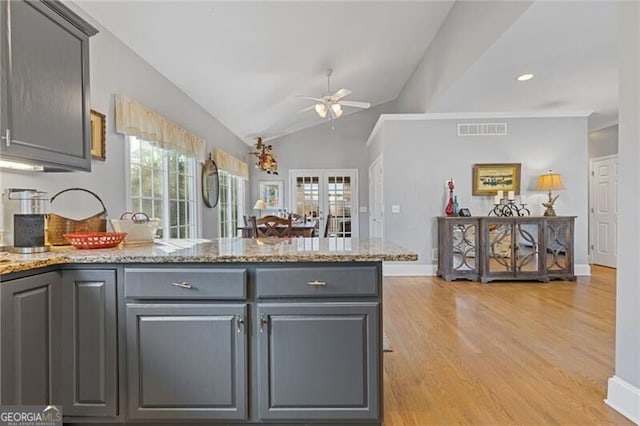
[
  {"x1": 307, "y1": 280, "x2": 326, "y2": 287},
  {"x1": 236, "y1": 315, "x2": 245, "y2": 333},
  {"x1": 171, "y1": 282, "x2": 193, "y2": 289}
]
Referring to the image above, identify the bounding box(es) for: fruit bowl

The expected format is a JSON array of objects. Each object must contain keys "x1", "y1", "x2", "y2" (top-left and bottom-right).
[{"x1": 63, "y1": 232, "x2": 127, "y2": 249}]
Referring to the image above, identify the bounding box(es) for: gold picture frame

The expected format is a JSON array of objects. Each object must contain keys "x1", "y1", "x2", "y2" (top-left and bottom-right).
[
  {"x1": 90, "y1": 109, "x2": 106, "y2": 161},
  {"x1": 472, "y1": 163, "x2": 521, "y2": 195}
]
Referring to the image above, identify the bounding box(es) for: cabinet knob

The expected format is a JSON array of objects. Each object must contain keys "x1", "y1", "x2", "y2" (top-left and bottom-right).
[
  {"x1": 236, "y1": 315, "x2": 245, "y2": 333},
  {"x1": 307, "y1": 280, "x2": 326, "y2": 287},
  {"x1": 171, "y1": 281, "x2": 193, "y2": 289},
  {"x1": 260, "y1": 314, "x2": 268, "y2": 333}
]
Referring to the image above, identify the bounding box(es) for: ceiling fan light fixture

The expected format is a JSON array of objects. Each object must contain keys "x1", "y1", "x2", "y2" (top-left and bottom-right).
[
  {"x1": 331, "y1": 103, "x2": 343, "y2": 117},
  {"x1": 315, "y1": 103, "x2": 328, "y2": 118}
]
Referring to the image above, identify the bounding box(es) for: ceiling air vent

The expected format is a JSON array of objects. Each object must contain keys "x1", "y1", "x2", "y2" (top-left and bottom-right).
[{"x1": 457, "y1": 122, "x2": 508, "y2": 136}]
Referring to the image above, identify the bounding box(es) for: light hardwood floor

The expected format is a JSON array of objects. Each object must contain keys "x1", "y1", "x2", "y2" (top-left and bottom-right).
[{"x1": 382, "y1": 266, "x2": 632, "y2": 425}]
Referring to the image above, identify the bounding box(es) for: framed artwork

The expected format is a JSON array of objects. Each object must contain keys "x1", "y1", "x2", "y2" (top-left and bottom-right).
[
  {"x1": 259, "y1": 180, "x2": 284, "y2": 210},
  {"x1": 472, "y1": 163, "x2": 521, "y2": 195},
  {"x1": 90, "y1": 109, "x2": 106, "y2": 161}
]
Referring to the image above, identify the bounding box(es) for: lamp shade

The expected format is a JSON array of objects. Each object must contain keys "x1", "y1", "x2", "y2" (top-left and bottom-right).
[
  {"x1": 536, "y1": 172, "x2": 565, "y2": 191},
  {"x1": 314, "y1": 103, "x2": 327, "y2": 118},
  {"x1": 253, "y1": 199, "x2": 266, "y2": 210}
]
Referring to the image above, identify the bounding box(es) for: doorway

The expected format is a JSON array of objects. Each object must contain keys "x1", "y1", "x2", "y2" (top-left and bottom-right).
[
  {"x1": 289, "y1": 169, "x2": 359, "y2": 238},
  {"x1": 589, "y1": 155, "x2": 617, "y2": 267}
]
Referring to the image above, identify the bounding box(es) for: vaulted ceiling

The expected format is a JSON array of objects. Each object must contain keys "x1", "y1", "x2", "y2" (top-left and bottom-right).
[{"x1": 76, "y1": 1, "x2": 618, "y2": 142}]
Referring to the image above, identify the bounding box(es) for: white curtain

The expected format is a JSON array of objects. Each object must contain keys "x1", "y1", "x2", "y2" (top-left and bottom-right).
[
  {"x1": 115, "y1": 95, "x2": 205, "y2": 161},
  {"x1": 214, "y1": 148, "x2": 249, "y2": 180}
]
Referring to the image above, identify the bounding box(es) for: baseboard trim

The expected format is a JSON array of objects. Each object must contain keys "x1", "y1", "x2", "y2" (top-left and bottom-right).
[
  {"x1": 575, "y1": 264, "x2": 592, "y2": 276},
  {"x1": 383, "y1": 263, "x2": 436, "y2": 276},
  {"x1": 383, "y1": 263, "x2": 592, "y2": 277},
  {"x1": 605, "y1": 376, "x2": 640, "y2": 423}
]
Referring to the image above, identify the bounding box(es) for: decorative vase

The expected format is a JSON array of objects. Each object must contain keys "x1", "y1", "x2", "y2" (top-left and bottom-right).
[
  {"x1": 445, "y1": 197, "x2": 454, "y2": 216},
  {"x1": 445, "y1": 179, "x2": 455, "y2": 217},
  {"x1": 453, "y1": 196, "x2": 459, "y2": 216}
]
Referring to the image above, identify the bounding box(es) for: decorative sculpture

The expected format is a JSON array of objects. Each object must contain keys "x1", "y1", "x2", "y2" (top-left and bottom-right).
[{"x1": 250, "y1": 137, "x2": 278, "y2": 174}]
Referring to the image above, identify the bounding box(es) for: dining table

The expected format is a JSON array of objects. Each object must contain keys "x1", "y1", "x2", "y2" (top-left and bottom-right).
[{"x1": 237, "y1": 223, "x2": 316, "y2": 238}]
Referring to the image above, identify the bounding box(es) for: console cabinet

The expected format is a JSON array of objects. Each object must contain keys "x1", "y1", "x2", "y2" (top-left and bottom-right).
[
  {"x1": 0, "y1": 0, "x2": 97, "y2": 170},
  {"x1": 437, "y1": 216, "x2": 576, "y2": 282}
]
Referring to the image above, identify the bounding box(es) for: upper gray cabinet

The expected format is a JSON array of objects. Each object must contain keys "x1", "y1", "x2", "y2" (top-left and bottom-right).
[{"x1": 0, "y1": 0, "x2": 97, "y2": 171}]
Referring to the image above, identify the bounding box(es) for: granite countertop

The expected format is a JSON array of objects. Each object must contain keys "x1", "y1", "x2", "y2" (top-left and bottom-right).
[{"x1": 0, "y1": 238, "x2": 418, "y2": 276}]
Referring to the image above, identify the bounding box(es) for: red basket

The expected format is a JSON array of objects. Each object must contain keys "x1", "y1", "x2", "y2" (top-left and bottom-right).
[{"x1": 63, "y1": 232, "x2": 127, "y2": 249}]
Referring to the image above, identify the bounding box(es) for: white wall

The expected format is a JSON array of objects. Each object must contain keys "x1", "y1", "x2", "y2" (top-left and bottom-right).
[
  {"x1": 606, "y1": 2, "x2": 640, "y2": 423},
  {"x1": 250, "y1": 101, "x2": 396, "y2": 238},
  {"x1": 588, "y1": 125, "x2": 618, "y2": 159},
  {"x1": 375, "y1": 114, "x2": 589, "y2": 271},
  {"x1": 395, "y1": 1, "x2": 533, "y2": 113},
  {"x1": 0, "y1": 2, "x2": 247, "y2": 239}
]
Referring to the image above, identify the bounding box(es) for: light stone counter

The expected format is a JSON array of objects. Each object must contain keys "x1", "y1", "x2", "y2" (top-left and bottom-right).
[{"x1": 0, "y1": 237, "x2": 417, "y2": 276}]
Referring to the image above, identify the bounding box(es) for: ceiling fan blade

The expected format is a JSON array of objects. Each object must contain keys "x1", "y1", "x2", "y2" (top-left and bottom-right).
[
  {"x1": 297, "y1": 105, "x2": 316, "y2": 113},
  {"x1": 330, "y1": 88, "x2": 352, "y2": 102},
  {"x1": 296, "y1": 96, "x2": 325, "y2": 102},
  {"x1": 339, "y1": 100, "x2": 371, "y2": 109}
]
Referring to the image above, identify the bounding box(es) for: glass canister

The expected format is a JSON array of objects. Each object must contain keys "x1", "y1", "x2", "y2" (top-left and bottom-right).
[{"x1": 2, "y1": 189, "x2": 50, "y2": 253}]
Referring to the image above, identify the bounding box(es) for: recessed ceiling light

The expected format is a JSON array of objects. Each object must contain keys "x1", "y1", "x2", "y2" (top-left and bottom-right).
[{"x1": 517, "y1": 73, "x2": 535, "y2": 82}]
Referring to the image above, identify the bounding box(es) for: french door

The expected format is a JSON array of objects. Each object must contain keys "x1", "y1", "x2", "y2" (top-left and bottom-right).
[{"x1": 289, "y1": 169, "x2": 358, "y2": 238}]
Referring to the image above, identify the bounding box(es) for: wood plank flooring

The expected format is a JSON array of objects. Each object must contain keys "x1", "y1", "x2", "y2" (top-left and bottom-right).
[{"x1": 382, "y1": 266, "x2": 632, "y2": 425}]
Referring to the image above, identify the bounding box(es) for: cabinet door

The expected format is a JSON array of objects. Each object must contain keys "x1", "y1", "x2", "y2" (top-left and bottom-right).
[
  {"x1": 126, "y1": 304, "x2": 247, "y2": 420},
  {"x1": 0, "y1": 1, "x2": 94, "y2": 171},
  {"x1": 544, "y1": 218, "x2": 575, "y2": 278},
  {"x1": 0, "y1": 271, "x2": 62, "y2": 405},
  {"x1": 257, "y1": 302, "x2": 380, "y2": 421},
  {"x1": 484, "y1": 219, "x2": 516, "y2": 279},
  {"x1": 62, "y1": 270, "x2": 117, "y2": 417}
]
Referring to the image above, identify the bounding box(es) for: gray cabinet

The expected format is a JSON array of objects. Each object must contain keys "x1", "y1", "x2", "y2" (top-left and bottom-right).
[
  {"x1": 0, "y1": 0, "x2": 97, "y2": 171},
  {"x1": 0, "y1": 271, "x2": 62, "y2": 404},
  {"x1": 437, "y1": 216, "x2": 576, "y2": 282},
  {"x1": 126, "y1": 303, "x2": 247, "y2": 420},
  {"x1": 62, "y1": 270, "x2": 118, "y2": 417},
  {"x1": 257, "y1": 302, "x2": 380, "y2": 421}
]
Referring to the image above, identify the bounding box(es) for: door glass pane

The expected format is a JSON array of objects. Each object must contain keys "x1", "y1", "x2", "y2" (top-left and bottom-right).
[
  {"x1": 516, "y1": 223, "x2": 540, "y2": 272},
  {"x1": 488, "y1": 222, "x2": 513, "y2": 273},
  {"x1": 294, "y1": 176, "x2": 320, "y2": 236},
  {"x1": 546, "y1": 222, "x2": 570, "y2": 272},
  {"x1": 327, "y1": 175, "x2": 351, "y2": 237},
  {"x1": 452, "y1": 223, "x2": 476, "y2": 272}
]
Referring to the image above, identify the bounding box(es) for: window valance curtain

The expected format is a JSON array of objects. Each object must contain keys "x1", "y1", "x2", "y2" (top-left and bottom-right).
[
  {"x1": 214, "y1": 148, "x2": 249, "y2": 180},
  {"x1": 115, "y1": 95, "x2": 205, "y2": 161}
]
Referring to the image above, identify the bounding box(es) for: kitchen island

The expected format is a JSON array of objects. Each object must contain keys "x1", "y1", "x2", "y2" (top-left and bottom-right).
[{"x1": 0, "y1": 238, "x2": 417, "y2": 425}]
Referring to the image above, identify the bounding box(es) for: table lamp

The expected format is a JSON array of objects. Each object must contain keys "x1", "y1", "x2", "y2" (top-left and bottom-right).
[
  {"x1": 253, "y1": 199, "x2": 266, "y2": 217},
  {"x1": 536, "y1": 170, "x2": 564, "y2": 216}
]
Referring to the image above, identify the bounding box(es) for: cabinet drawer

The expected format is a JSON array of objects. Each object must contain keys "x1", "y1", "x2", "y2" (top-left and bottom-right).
[
  {"x1": 256, "y1": 266, "x2": 378, "y2": 298},
  {"x1": 125, "y1": 268, "x2": 246, "y2": 299}
]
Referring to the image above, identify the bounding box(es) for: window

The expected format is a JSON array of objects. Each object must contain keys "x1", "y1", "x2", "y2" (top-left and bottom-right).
[
  {"x1": 128, "y1": 136, "x2": 197, "y2": 238},
  {"x1": 218, "y1": 170, "x2": 245, "y2": 238}
]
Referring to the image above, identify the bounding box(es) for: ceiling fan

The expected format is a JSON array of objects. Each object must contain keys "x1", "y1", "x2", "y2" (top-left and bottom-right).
[{"x1": 298, "y1": 69, "x2": 371, "y2": 121}]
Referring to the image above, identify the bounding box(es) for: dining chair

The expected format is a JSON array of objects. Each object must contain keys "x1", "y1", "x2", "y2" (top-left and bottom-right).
[{"x1": 250, "y1": 215, "x2": 292, "y2": 238}]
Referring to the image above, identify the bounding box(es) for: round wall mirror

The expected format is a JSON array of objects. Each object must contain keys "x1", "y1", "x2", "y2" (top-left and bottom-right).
[{"x1": 202, "y1": 157, "x2": 219, "y2": 208}]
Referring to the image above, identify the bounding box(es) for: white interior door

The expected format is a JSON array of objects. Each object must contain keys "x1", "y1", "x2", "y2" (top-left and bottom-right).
[
  {"x1": 369, "y1": 156, "x2": 384, "y2": 239},
  {"x1": 289, "y1": 169, "x2": 358, "y2": 238},
  {"x1": 590, "y1": 155, "x2": 617, "y2": 267}
]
